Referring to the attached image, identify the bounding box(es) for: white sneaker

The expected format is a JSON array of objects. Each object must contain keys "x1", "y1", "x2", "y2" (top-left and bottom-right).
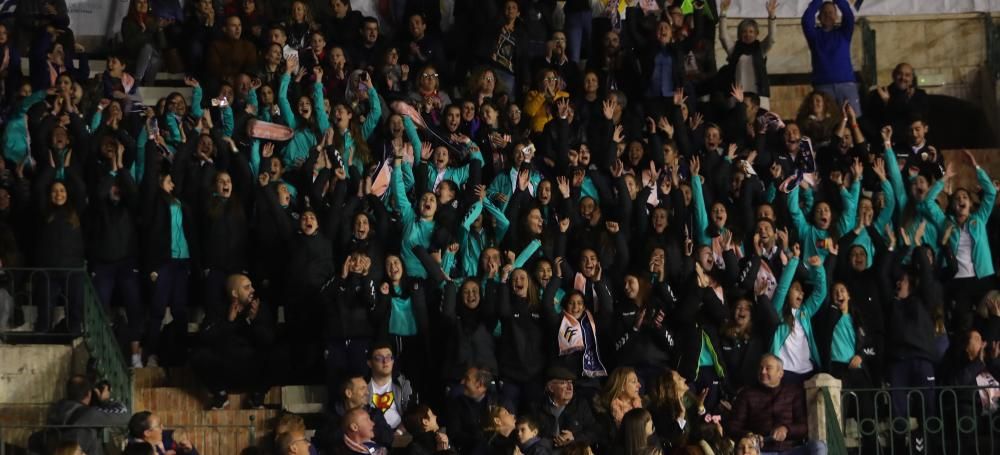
[
  {"x1": 130, "y1": 354, "x2": 144, "y2": 369},
  {"x1": 146, "y1": 355, "x2": 160, "y2": 368}
]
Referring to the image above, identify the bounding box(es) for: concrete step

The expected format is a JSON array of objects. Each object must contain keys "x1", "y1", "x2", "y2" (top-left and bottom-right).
[{"x1": 280, "y1": 385, "x2": 327, "y2": 414}]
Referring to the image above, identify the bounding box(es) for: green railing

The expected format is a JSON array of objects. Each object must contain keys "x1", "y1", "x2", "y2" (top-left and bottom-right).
[
  {"x1": 0, "y1": 267, "x2": 132, "y2": 411},
  {"x1": 986, "y1": 13, "x2": 1000, "y2": 80},
  {"x1": 82, "y1": 275, "x2": 133, "y2": 411},
  {"x1": 836, "y1": 385, "x2": 1000, "y2": 455},
  {"x1": 858, "y1": 18, "x2": 877, "y2": 89},
  {"x1": 0, "y1": 419, "x2": 257, "y2": 455}
]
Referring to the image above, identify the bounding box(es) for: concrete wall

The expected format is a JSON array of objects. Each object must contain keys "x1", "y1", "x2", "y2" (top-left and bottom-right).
[
  {"x1": 717, "y1": 13, "x2": 999, "y2": 120},
  {"x1": 0, "y1": 341, "x2": 87, "y2": 404}
]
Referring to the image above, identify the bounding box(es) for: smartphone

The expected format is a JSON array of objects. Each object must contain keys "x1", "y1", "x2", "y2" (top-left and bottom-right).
[{"x1": 149, "y1": 119, "x2": 159, "y2": 139}]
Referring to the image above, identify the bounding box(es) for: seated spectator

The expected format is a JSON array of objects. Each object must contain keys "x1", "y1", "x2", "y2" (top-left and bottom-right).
[
  {"x1": 866, "y1": 63, "x2": 929, "y2": 142},
  {"x1": 403, "y1": 404, "x2": 455, "y2": 455},
  {"x1": 276, "y1": 427, "x2": 313, "y2": 455},
  {"x1": 329, "y1": 407, "x2": 388, "y2": 455},
  {"x1": 530, "y1": 366, "x2": 602, "y2": 450},
  {"x1": 315, "y1": 375, "x2": 394, "y2": 452},
  {"x1": 615, "y1": 408, "x2": 658, "y2": 455},
  {"x1": 366, "y1": 345, "x2": 413, "y2": 432},
  {"x1": 101, "y1": 55, "x2": 139, "y2": 109},
  {"x1": 29, "y1": 31, "x2": 88, "y2": 92},
  {"x1": 445, "y1": 366, "x2": 496, "y2": 454},
  {"x1": 514, "y1": 414, "x2": 551, "y2": 455},
  {"x1": 34, "y1": 375, "x2": 130, "y2": 455},
  {"x1": 726, "y1": 354, "x2": 826, "y2": 455},
  {"x1": 123, "y1": 442, "x2": 156, "y2": 455},
  {"x1": 14, "y1": 0, "x2": 73, "y2": 51},
  {"x1": 482, "y1": 403, "x2": 518, "y2": 455},
  {"x1": 594, "y1": 366, "x2": 644, "y2": 443},
  {"x1": 191, "y1": 273, "x2": 277, "y2": 410},
  {"x1": 127, "y1": 411, "x2": 199, "y2": 455},
  {"x1": 206, "y1": 15, "x2": 258, "y2": 86},
  {"x1": 120, "y1": 0, "x2": 165, "y2": 85}
]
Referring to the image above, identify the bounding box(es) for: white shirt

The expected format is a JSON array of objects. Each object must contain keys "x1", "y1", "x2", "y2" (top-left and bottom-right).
[
  {"x1": 778, "y1": 309, "x2": 813, "y2": 374},
  {"x1": 370, "y1": 380, "x2": 402, "y2": 429},
  {"x1": 955, "y1": 223, "x2": 976, "y2": 278}
]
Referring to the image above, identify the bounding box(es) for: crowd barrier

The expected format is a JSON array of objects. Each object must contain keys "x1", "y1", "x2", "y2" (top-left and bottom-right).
[{"x1": 0, "y1": 419, "x2": 257, "y2": 455}]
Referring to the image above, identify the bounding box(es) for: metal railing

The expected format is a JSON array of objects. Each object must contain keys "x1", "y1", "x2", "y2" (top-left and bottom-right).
[
  {"x1": 81, "y1": 277, "x2": 133, "y2": 411},
  {"x1": 858, "y1": 18, "x2": 878, "y2": 89},
  {"x1": 0, "y1": 268, "x2": 87, "y2": 337},
  {"x1": 0, "y1": 267, "x2": 132, "y2": 412},
  {"x1": 835, "y1": 385, "x2": 1000, "y2": 455},
  {"x1": 0, "y1": 419, "x2": 257, "y2": 455}
]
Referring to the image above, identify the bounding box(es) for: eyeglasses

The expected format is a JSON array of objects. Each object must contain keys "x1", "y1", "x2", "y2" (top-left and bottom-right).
[
  {"x1": 373, "y1": 354, "x2": 394, "y2": 363},
  {"x1": 421, "y1": 73, "x2": 439, "y2": 79},
  {"x1": 483, "y1": 77, "x2": 495, "y2": 82},
  {"x1": 544, "y1": 77, "x2": 558, "y2": 82}
]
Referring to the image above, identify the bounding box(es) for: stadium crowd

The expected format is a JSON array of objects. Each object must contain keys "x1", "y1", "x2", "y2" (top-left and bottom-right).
[{"x1": 3, "y1": 0, "x2": 1000, "y2": 454}]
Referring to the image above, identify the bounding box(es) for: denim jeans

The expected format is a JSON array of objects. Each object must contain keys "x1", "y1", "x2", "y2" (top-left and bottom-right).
[
  {"x1": 564, "y1": 10, "x2": 592, "y2": 62},
  {"x1": 814, "y1": 82, "x2": 862, "y2": 117}
]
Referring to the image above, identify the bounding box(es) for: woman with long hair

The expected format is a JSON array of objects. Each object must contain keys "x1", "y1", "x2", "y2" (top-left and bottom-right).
[
  {"x1": 276, "y1": 56, "x2": 330, "y2": 168},
  {"x1": 523, "y1": 68, "x2": 570, "y2": 134},
  {"x1": 921, "y1": 150, "x2": 997, "y2": 333},
  {"x1": 769, "y1": 245, "x2": 827, "y2": 383},
  {"x1": 120, "y1": 0, "x2": 164, "y2": 83},
  {"x1": 595, "y1": 366, "x2": 645, "y2": 446},
  {"x1": 492, "y1": 265, "x2": 546, "y2": 411},
  {"x1": 31, "y1": 151, "x2": 86, "y2": 333},
  {"x1": 482, "y1": 404, "x2": 518, "y2": 455},
  {"x1": 376, "y1": 254, "x2": 429, "y2": 398},
  {"x1": 616, "y1": 408, "x2": 658, "y2": 455},
  {"x1": 649, "y1": 368, "x2": 699, "y2": 451},
  {"x1": 719, "y1": 292, "x2": 778, "y2": 399},
  {"x1": 331, "y1": 72, "x2": 381, "y2": 177},
  {"x1": 282, "y1": 0, "x2": 316, "y2": 50},
  {"x1": 795, "y1": 91, "x2": 841, "y2": 146},
  {"x1": 139, "y1": 123, "x2": 199, "y2": 368}
]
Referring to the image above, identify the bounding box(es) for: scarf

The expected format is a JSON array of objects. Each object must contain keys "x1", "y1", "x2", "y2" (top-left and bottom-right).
[
  {"x1": 121, "y1": 73, "x2": 135, "y2": 95},
  {"x1": 610, "y1": 396, "x2": 642, "y2": 425},
  {"x1": 728, "y1": 39, "x2": 770, "y2": 96},
  {"x1": 756, "y1": 256, "x2": 778, "y2": 298},
  {"x1": 343, "y1": 435, "x2": 384, "y2": 455},
  {"x1": 558, "y1": 311, "x2": 608, "y2": 378}
]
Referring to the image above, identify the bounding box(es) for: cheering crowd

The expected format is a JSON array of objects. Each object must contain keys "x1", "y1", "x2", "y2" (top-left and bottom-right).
[{"x1": 4, "y1": 0, "x2": 1000, "y2": 454}]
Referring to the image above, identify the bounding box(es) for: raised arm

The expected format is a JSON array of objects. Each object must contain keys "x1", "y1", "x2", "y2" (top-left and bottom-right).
[
  {"x1": 801, "y1": 0, "x2": 822, "y2": 43},
  {"x1": 277, "y1": 73, "x2": 297, "y2": 129},
  {"x1": 361, "y1": 87, "x2": 382, "y2": 139}
]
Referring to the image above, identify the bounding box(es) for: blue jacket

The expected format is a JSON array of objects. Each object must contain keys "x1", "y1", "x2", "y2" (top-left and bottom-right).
[{"x1": 802, "y1": 0, "x2": 855, "y2": 85}]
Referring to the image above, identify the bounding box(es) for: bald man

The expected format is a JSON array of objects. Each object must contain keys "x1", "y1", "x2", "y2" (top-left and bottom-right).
[
  {"x1": 329, "y1": 407, "x2": 386, "y2": 455},
  {"x1": 276, "y1": 429, "x2": 311, "y2": 455},
  {"x1": 191, "y1": 274, "x2": 277, "y2": 410}
]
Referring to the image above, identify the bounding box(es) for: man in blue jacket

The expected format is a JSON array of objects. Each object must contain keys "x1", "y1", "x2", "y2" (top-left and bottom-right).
[{"x1": 802, "y1": 0, "x2": 860, "y2": 116}]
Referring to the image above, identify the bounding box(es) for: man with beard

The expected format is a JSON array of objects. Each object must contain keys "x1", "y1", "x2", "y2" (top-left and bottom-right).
[{"x1": 191, "y1": 273, "x2": 277, "y2": 410}]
